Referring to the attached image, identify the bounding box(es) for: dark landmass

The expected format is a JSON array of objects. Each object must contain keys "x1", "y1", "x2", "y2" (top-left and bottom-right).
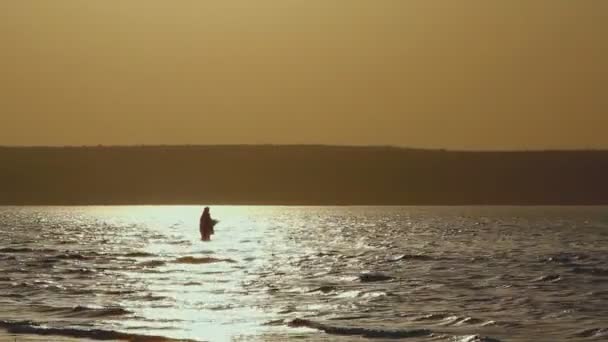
[{"x1": 1, "y1": 145, "x2": 607, "y2": 205}]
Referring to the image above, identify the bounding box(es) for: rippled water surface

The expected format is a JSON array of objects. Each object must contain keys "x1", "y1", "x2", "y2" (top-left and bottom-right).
[{"x1": 1, "y1": 206, "x2": 607, "y2": 341}]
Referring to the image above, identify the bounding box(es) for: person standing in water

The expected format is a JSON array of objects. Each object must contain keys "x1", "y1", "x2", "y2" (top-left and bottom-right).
[{"x1": 199, "y1": 207, "x2": 213, "y2": 241}]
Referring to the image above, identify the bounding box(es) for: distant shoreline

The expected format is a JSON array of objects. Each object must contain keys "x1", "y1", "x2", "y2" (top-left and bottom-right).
[
  {"x1": 2, "y1": 144, "x2": 607, "y2": 153},
  {"x1": 1, "y1": 145, "x2": 607, "y2": 205}
]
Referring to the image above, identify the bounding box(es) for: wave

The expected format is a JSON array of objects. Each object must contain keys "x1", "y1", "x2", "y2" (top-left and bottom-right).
[
  {"x1": 138, "y1": 260, "x2": 167, "y2": 268},
  {"x1": 456, "y1": 335, "x2": 503, "y2": 342},
  {"x1": 124, "y1": 251, "x2": 156, "y2": 258},
  {"x1": 308, "y1": 285, "x2": 337, "y2": 294},
  {"x1": 574, "y1": 327, "x2": 608, "y2": 338},
  {"x1": 327, "y1": 315, "x2": 375, "y2": 321},
  {"x1": 36, "y1": 305, "x2": 132, "y2": 318},
  {"x1": 386, "y1": 254, "x2": 435, "y2": 262},
  {"x1": 412, "y1": 314, "x2": 504, "y2": 328},
  {"x1": 136, "y1": 256, "x2": 237, "y2": 267},
  {"x1": 132, "y1": 293, "x2": 172, "y2": 302},
  {"x1": 543, "y1": 252, "x2": 590, "y2": 264},
  {"x1": 0, "y1": 247, "x2": 34, "y2": 253},
  {"x1": 287, "y1": 318, "x2": 432, "y2": 338},
  {"x1": 0, "y1": 247, "x2": 57, "y2": 253},
  {"x1": 70, "y1": 305, "x2": 132, "y2": 317},
  {"x1": 533, "y1": 274, "x2": 562, "y2": 282},
  {"x1": 571, "y1": 267, "x2": 608, "y2": 277},
  {"x1": 358, "y1": 272, "x2": 393, "y2": 282},
  {"x1": 439, "y1": 316, "x2": 485, "y2": 326},
  {"x1": 0, "y1": 320, "x2": 198, "y2": 341},
  {"x1": 8, "y1": 280, "x2": 68, "y2": 292},
  {"x1": 65, "y1": 267, "x2": 98, "y2": 274},
  {"x1": 173, "y1": 256, "x2": 236, "y2": 264},
  {"x1": 290, "y1": 317, "x2": 504, "y2": 342},
  {"x1": 414, "y1": 313, "x2": 451, "y2": 321}
]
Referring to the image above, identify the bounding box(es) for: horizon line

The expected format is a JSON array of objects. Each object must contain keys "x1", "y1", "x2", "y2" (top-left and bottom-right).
[{"x1": 1, "y1": 143, "x2": 607, "y2": 153}]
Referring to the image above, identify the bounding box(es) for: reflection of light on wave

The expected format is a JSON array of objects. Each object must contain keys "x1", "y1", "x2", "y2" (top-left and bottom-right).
[{"x1": 100, "y1": 205, "x2": 287, "y2": 342}]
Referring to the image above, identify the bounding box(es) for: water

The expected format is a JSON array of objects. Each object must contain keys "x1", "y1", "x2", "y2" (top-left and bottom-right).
[{"x1": 1, "y1": 206, "x2": 607, "y2": 342}]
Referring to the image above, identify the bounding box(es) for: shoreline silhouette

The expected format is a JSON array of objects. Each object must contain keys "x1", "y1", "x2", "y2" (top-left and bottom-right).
[{"x1": 1, "y1": 145, "x2": 607, "y2": 205}]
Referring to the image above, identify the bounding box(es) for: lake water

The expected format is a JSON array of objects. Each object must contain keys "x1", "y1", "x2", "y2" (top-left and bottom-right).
[{"x1": 0, "y1": 206, "x2": 607, "y2": 341}]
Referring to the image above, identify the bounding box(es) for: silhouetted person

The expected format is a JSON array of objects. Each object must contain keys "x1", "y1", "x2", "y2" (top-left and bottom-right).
[{"x1": 200, "y1": 207, "x2": 213, "y2": 241}]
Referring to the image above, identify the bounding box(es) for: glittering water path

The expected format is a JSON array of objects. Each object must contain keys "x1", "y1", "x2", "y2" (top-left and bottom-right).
[{"x1": 1, "y1": 206, "x2": 607, "y2": 341}]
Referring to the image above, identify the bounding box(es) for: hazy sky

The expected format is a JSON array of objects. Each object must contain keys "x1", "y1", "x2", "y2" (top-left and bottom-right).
[{"x1": 1, "y1": 1, "x2": 607, "y2": 149}]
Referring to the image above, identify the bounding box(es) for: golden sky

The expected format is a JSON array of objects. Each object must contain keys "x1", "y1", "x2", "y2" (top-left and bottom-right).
[{"x1": 1, "y1": 1, "x2": 607, "y2": 149}]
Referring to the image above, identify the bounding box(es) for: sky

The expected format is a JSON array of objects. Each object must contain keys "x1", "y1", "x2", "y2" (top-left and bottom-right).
[{"x1": 1, "y1": 1, "x2": 607, "y2": 150}]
